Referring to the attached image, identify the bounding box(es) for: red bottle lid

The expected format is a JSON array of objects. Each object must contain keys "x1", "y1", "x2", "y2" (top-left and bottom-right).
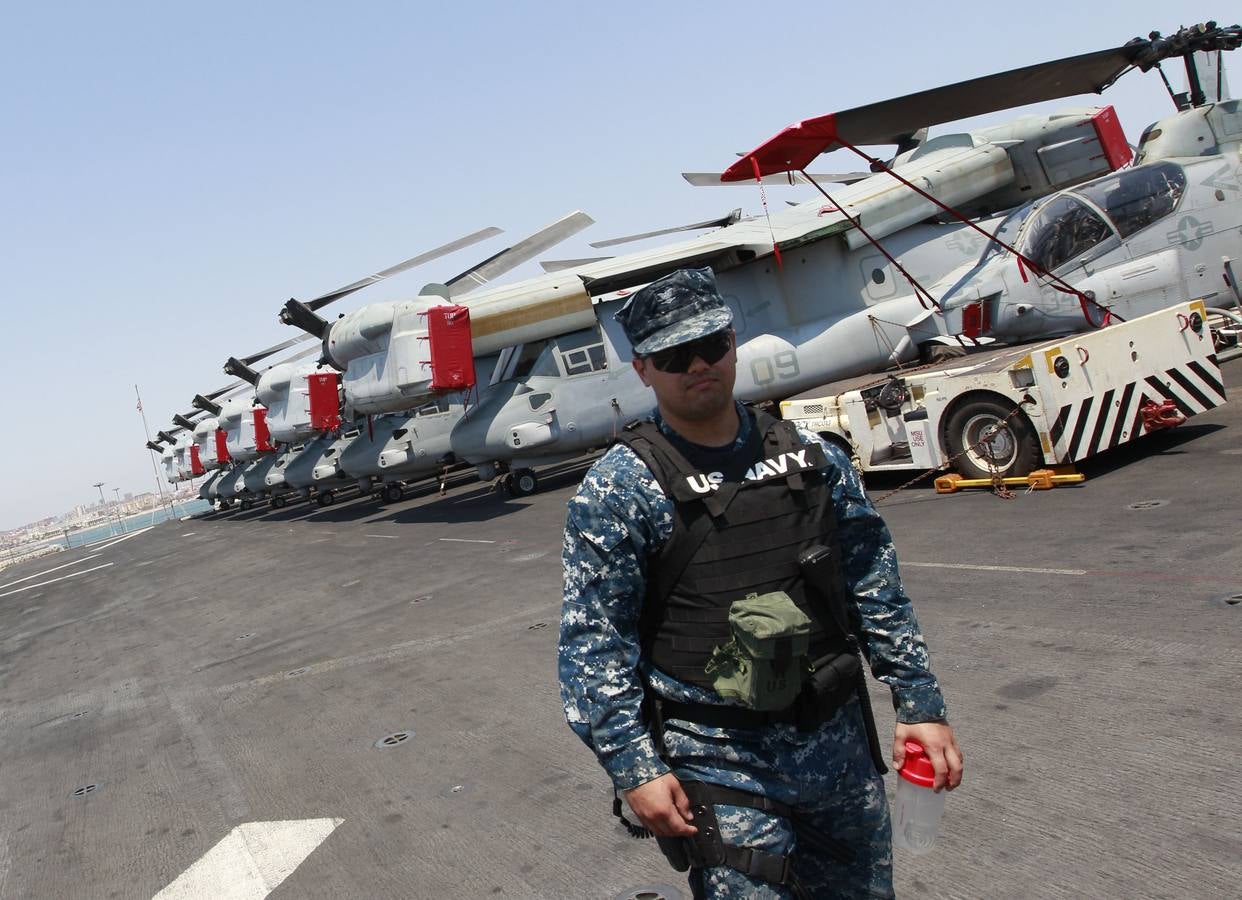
[{"x1": 897, "y1": 741, "x2": 936, "y2": 788}]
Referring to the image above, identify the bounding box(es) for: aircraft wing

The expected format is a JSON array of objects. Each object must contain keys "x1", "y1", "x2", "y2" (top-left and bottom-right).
[{"x1": 723, "y1": 43, "x2": 1142, "y2": 180}]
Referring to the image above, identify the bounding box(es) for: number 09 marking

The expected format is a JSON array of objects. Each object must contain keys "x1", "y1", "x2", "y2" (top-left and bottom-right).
[{"x1": 750, "y1": 351, "x2": 800, "y2": 386}]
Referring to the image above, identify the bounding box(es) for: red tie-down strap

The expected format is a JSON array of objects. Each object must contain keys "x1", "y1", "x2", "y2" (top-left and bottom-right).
[{"x1": 1141, "y1": 399, "x2": 1185, "y2": 431}]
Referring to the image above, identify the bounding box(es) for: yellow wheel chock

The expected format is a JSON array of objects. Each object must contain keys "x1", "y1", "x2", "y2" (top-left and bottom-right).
[{"x1": 934, "y1": 466, "x2": 1084, "y2": 494}]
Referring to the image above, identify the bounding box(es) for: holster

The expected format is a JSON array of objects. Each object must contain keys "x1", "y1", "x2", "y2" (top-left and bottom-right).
[{"x1": 653, "y1": 781, "x2": 726, "y2": 870}]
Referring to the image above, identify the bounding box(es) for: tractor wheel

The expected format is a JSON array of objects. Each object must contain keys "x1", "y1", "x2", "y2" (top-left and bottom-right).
[{"x1": 944, "y1": 398, "x2": 1041, "y2": 480}]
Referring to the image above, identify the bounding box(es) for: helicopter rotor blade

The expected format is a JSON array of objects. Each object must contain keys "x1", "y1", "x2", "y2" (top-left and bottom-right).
[
  {"x1": 241, "y1": 333, "x2": 316, "y2": 365},
  {"x1": 724, "y1": 42, "x2": 1148, "y2": 180},
  {"x1": 539, "y1": 256, "x2": 614, "y2": 273},
  {"x1": 589, "y1": 209, "x2": 743, "y2": 249},
  {"x1": 303, "y1": 226, "x2": 503, "y2": 312},
  {"x1": 681, "y1": 171, "x2": 870, "y2": 187},
  {"x1": 725, "y1": 23, "x2": 1242, "y2": 181},
  {"x1": 444, "y1": 211, "x2": 595, "y2": 297},
  {"x1": 201, "y1": 379, "x2": 249, "y2": 401}
]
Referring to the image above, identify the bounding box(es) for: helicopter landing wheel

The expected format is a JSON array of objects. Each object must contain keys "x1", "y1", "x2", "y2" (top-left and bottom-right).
[
  {"x1": 382, "y1": 483, "x2": 404, "y2": 504},
  {"x1": 316, "y1": 490, "x2": 336, "y2": 508},
  {"x1": 270, "y1": 494, "x2": 286, "y2": 509},
  {"x1": 508, "y1": 468, "x2": 539, "y2": 497}
]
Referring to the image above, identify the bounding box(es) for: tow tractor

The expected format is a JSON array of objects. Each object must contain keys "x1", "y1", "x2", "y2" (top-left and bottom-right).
[{"x1": 779, "y1": 301, "x2": 1227, "y2": 489}]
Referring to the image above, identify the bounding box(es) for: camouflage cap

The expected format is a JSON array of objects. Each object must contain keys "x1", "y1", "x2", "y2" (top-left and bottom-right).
[{"x1": 614, "y1": 267, "x2": 734, "y2": 356}]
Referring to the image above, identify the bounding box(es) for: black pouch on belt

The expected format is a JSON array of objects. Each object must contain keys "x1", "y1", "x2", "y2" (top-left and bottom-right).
[{"x1": 797, "y1": 651, "x2": 862, "y2": 729}]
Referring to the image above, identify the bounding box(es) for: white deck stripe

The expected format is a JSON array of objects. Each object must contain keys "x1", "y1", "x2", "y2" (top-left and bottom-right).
[
  {"x1": 89, "y1": 526, "x2": 154, "y2": 551},
  {"x1": 152, "y1": 818, "x2": 342, "y2": 899},
  {"x1": 903, "y1": 561, "x2": 1087, "y2": 576},
  {"x1": 438, "y1": 538, "x2": 495, "y2": 544},
  {"x1": 0, "y1": 554, "x2": 103, "y2": 590},
  {"x1": 0, "y1": 563, "x2": 115, "y2": 598},
  {"x1": 364, "y1": 534, "x2": 399, "y2": 540}
]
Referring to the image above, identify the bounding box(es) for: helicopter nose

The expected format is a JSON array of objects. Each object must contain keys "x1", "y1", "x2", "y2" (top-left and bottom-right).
[{"x1": 450, "y1": 410, "x2": 497, "y2": 462}]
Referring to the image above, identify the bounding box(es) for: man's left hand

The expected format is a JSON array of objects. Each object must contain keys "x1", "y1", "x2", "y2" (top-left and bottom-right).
[{"x1": 893, "y1": 721, "x2": 962, "y2": 792}]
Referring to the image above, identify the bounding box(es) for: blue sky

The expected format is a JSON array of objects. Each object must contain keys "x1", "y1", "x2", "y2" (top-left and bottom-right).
[{"x1": 0, "y1": 1, "x2": 1227, "y2": 529}]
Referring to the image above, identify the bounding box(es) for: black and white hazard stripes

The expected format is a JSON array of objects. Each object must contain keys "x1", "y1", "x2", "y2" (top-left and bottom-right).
[{"x1": 1048, "y1": 357, "x2": 1225, "y2": 461}]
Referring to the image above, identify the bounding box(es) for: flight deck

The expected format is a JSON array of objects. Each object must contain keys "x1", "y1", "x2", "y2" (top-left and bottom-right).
[{"x1": 2, "y1": 359, "x2": 1240, "y2": 899}]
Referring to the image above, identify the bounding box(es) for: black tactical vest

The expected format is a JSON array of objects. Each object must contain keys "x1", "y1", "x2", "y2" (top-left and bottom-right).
[{"x1": 618, "y1": 409, "x2": 853, "y2": 692}]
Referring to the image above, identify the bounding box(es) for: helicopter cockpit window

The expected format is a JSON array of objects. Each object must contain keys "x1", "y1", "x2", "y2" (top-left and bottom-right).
[
  {"x1": 527, "y1": 342, "x2": 561, "y2": 378},
  {"x1": 1074, "y1": 162, "x2": 1186, "y2": 239},
  {"x1": 1018, "y1": 195, "x2": 1114, "y2": 273},
  {"x1": 510, "y1": 340, "x2": 549, "y2": 379},
  {"x1": 556, "y1": 325, "x2": 608, "y2": 376},
  {"x1": 527, "y1": 391, "x2": 552, "y2": 411}
]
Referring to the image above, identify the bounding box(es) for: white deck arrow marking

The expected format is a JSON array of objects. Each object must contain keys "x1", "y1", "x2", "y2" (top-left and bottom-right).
[{"x1": 153, "y1": 818, "x2": 343, "y2": 899}]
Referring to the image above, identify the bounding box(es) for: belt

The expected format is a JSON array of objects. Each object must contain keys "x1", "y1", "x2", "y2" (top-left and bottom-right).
[{"x1": 659, "y1": 698, "x2": 806, "y2": 731}]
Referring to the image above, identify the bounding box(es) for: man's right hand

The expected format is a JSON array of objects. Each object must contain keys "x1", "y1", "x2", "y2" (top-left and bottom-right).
[{"x1": 624, "y1": 772, "x2": 698, "y2": 837}]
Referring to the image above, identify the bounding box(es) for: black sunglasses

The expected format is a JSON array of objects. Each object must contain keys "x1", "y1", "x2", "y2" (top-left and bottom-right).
[{"x1": 643, "y1": 330, "x2": 733, "y2": 373}]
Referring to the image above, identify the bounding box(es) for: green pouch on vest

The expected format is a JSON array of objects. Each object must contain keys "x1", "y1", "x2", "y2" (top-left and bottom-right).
[{"x1": 705, "y1": 591, "x2": 812, "y2": 711}]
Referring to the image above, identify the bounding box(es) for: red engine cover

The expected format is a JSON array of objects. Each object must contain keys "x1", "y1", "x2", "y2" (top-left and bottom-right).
[
  {"x1": 189, "y1": 444, "x2": 205, "y2": 476},
  {"x1": 426, "y1": 305, "x2": 476, "y2": 391},
  {"x1": 308, "y1": 372, "x2": 342, "y2": 432},
  {"x1": 253, "y1": 407, "x2": 274, "y2": 452},
  {"x1": 215, "y1": 429, "x2": 232, "y2": 463},
  {"x1": 1091, "y1": 106, "x2": 1132, "y2": 171}
]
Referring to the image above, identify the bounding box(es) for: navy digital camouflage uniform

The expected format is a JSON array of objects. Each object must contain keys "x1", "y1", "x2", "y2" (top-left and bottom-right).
[{"x1": 559, "y1": 402, "x2": 947, "y2": 899}]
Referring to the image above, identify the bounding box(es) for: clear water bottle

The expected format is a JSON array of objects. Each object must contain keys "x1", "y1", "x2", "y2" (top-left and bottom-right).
[{"x1": 891, "y1": 740, "x2": 945, "y2": 855}]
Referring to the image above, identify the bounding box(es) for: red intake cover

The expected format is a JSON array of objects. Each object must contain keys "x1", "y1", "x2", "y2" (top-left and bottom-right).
[
  {"x1": 426, "y1": 305, "x2": 476, "y2": 391},
  {"x1": 1091, "y1": 106, "x2": 1132, "y2": 171},
  {"x1": 189, "y1": 444, "x2": 205, "y2": 476},
  {"x1": 308, "y1": 372, "x2": 342, "y2": 432},
  {"x1": 253, "y1": 407, "x2": 274, "y2": 452},
  {"x1": 215, "y1": 429, "x2": 232, "y2": 463}
]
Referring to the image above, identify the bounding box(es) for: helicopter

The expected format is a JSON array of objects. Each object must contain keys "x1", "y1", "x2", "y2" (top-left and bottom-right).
[
  {"x1": 335, "y1": 355, "x2": 504, "y2": 504},
  {"x1": 423, "y1": 22, "x2": 1242, "y2": 494},
  {"x1": 258, "y1": 212, "x2": 594, "y2": 506},
  {"x1": 926, "y1": 38, "x2": 1241, "y2": 346},
  {"x1": 277, "y1": 95, "x2": 1137, "y2": 495},
  {"x1": 726, "y1": 24, "x2": 1239, "y2": 343}
]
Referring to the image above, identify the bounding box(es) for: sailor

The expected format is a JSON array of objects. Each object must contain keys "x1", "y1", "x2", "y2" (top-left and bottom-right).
[{"x1": 558, "y1": 267, "x2": 962, "y2": 898}]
